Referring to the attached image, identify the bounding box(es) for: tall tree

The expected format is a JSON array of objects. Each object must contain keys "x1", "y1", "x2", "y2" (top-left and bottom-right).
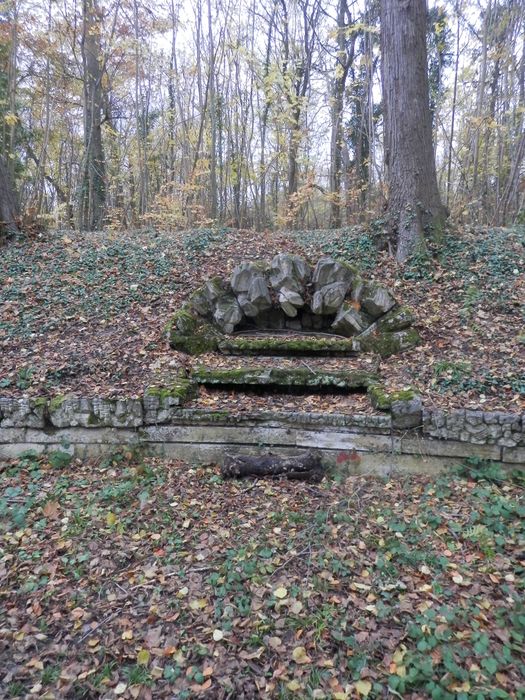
[
  {"x1": 78, "y1": 0, "x2": 106, "y2": 231},
  {"x1": 380, "y1": 0, "x2": 447, "y2": 261},
  {"x1": 0, "y1": 153, "x2": 19, "y2": 239},
  {"x1": 328, "y1": 0, "x2": 355, "y2": 228}
]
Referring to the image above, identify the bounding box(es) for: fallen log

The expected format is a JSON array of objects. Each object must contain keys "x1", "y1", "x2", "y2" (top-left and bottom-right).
[{"x1": 222, "y1": 451, "x2": 325, "y2": 482}]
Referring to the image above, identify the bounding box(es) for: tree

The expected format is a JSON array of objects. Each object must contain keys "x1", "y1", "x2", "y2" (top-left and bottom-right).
[
  {"x1": 328, "y1": 0, "x2": 355, "y2": 229},
  {"x1": 78, "y1": 0, "x2": 106, "y2": 231},
  {"x1": 0, "y1": 153, "x2": 19, "y2": 239},
  {"x1": 380, "y1": 0, "x2": 447, "y2": 261}
]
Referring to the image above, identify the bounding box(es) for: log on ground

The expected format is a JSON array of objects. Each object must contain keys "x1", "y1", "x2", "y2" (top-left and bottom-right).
[{"x1": 222, "y1": 451, "x2": 325, "y2": 482}]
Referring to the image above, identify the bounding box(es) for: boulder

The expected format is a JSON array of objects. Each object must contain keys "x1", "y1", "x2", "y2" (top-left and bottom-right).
[
  {"x1": 231, "y1": 262, "x2": 266, "y2": 295},
  {"x1": 247, "y1": 275, "x2": 272, "y2": 312},
  {"x1": 204, "y1": 277, "x2": 227, "y2": 304},
  {"x1": 188, "y1": 288, "x2": 211, "y2": 317},
  {"x1": 237, "y1": 275, "x2": 272, "y2": 317},
  {"x1": 312, "y1": 257, "x2": 355, "y2": 291},
  {"x1": 269, "y1": 253, "x2": 310, "y2": 294},
  {"x1": 360, "y1": 284, "x2": 395, "y2": 318},
  {"x1": 311, "y1": 282, "x2": 347, "y2": 315},
  {"x1": 375, "y1": 306, "x2": 414, "y2": 332},
  {"x1": 213, "y1": 295, "x2": 244, "y2": 334},
  {"x1": 279, "y1": 288, "x2": 305, "y2": 317},
  {"x1": 332, "y1": 304, "x2": 371, "y2": 336}
]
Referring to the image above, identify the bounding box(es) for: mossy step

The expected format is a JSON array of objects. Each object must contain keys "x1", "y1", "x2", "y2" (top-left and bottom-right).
[
  {"x1": 217, "y1": 335, "x2": 357, "y2": 356},
  {"x1": 191, "y1": 366, "x2": 378, "y2": 390}
]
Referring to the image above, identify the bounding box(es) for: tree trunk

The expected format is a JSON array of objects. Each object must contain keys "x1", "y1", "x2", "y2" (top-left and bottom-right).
[
  {"x1": 380, "y1": 0, "x2": 446, "y2": 261},
  {"x1": 0, "y1": 154, "x2": 19, "y2": 239},
  {"x1": 222, "y1": 451, "x2": 324, "y2": 482},
  {"x1": 329, "y1": 0, "x2": 354, "y2": 229},
  {"x1": 78, "y1": 0, "x2": 106, "y2": 231}
]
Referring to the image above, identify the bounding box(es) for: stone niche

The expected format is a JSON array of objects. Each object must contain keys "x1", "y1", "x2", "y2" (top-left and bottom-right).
[{"x1": 168, "y1": 254, "x2": 420, "y2": 357}]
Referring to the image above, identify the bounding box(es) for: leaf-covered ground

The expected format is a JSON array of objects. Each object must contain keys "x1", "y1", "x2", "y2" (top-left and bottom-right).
[
  {"x1": 0, "y1": 225, "x2": 523, "y2": 413},
  {"x1": 0, "y1": 453, "x2": 524, "y2": 699}
]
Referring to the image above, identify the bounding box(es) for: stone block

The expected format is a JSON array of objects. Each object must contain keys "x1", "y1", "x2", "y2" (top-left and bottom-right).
[
  {"x1": 391, "y1": 395, "x2": 423, "y2": 430},
  {"x1": 49, "y1": 397, "x2": 96, "y2": 428},
  {"x1": 0, "y1": 398, "x2": 46, "y2": 428},
  {"x1": 89, "y1": 398, "x2": 143, "y2": 428},
  {"x1": 501, "y1": 446, "x2": 525, "y2": 465}
]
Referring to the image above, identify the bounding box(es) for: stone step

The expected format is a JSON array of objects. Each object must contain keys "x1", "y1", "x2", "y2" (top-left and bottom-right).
[
  {"x1": 217, "y1": 334, "x2": 357, "y2": 356},
  {"x1": 191, "y1": 366, "x2": 378, "y2": 391}
]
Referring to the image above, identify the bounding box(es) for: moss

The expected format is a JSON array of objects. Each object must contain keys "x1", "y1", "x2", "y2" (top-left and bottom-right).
[
  {"x1": 49, "y1": 395, "x2": 66, "y2": 412},
  {"x1": 170, "y1": 332, "x2": 219, "y2": 355},
  {"x1": 375, "y1": 306, "x2": 415, "y2": 333},
  {"x1": 170, "y1": 308, "x2": 198, "y2": 335},
  {"x1": 368, "y1": 384, "x2": 416, "y2": 411},
  {"x1": 356, "y1": 328, "x2": 420, "y2": 358},
  {"x1": 192, "y1": 366, "x2": 378, "y2": 389},
  {"x1": 87, "y1": 412, "x2": 102, "y2": 426},
  {"x1": 33, "y1": 397, "x2": 48, "y2": 408},
  {"x1": 169, "y1": 316, "x2": 222, "y2": 355},
  {"x1": 146, "y1": 379, "x2": 196, "y2": 403},
  {"x1": 218, "y1": 335, "x2": 356, "y2": 356}
]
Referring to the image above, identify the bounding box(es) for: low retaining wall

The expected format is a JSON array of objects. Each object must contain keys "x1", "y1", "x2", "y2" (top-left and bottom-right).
[{"x1": 0, "y1": 396, "x2": 523, "y2": 471}]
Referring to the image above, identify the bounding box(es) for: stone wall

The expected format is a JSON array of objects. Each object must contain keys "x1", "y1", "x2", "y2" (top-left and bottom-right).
[{"x1": 0, "y1": 395, "x2": 523, "y2": 469}]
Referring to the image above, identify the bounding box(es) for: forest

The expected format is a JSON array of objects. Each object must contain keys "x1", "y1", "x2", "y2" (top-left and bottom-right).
[
  {"x1": 1, "y1": 1, "x2": 525, "y2": 699},
  {"x1": 0, "y1": 0, "x2": 524, "y2": 240}
]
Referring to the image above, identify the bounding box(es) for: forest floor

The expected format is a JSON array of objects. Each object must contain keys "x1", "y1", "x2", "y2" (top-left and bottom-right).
[
  {"x1": 0, "y1": 224, "x2": 523, "y2": 414},
  {"x1": 1, "y1": 452, "x2": 524, "y2": 699}
]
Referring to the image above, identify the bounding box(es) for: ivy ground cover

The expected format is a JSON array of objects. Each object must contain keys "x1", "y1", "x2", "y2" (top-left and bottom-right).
[{"x1": 1, "y1": 453, "x2": 524, "y2": 699}]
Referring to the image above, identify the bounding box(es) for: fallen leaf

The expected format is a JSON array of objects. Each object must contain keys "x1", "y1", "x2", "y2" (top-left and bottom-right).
[
  {"x1": 355, "y1": 679, "x2": 372, "y2": 696},
  {"x1": 292, "y1": 646, "x2": 312, "y2": 664}
]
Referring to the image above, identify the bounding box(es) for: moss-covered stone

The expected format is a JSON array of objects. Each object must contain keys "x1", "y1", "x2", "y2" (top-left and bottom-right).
[
  {"x1": 355, "y1": 328, "x2": 420, "y2": 357},
  {"x1": 49, "y1": 395, "x2": 66, "y2": 412},
  {"x1": 146, "y1": 379, "x2": 196, "y2": 404},
  {"x1": 368, "y1": 384, "x2": 417, "y2": 411},
  {"x1": 168, "y1": 318, "x2": 221, "y2": 355},
  {"x1": 218, "y1": 335, "x2": 357, "y2": 356},
  {"x1": 170, "y1": 308, "x2": 198, "y2": 335},
  {"x1": 192, "y1": 366, "x2": 378, "y2": 390},
  {"x1": 375, "y1": 306, "x2": 415, "y2": 333}
]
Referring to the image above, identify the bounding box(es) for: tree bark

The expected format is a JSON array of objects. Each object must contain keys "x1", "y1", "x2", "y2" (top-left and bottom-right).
[
  {"x1": 78, "y1": 0, "x2": 106, "y2": 231},
  {"x1": 380, "y1": 0, "x2": 447, "y2": 261},
  {"x1": 329, "y1": 0, "x2": 354, "y2": 229},
  {"x1": 222, "y1": 451, "x2": 324, "y2": 482},
  {"x1": 0, "y1": 154, "x2": 19, "y2": 239}
]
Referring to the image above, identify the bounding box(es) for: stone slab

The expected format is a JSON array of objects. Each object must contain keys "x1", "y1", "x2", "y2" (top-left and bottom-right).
[
  {"x1": 501, "y1": 447, "x2": 525, "y2": 466},
  {"x1": 400, "y1": 436, "x2": 502, "y2": 461},
  {"x1": 25, "y1": 427, "x2": 139, "y2": 445},
  {"x1": 0, "y1": 428, "x2": 26, "y2": 443}
]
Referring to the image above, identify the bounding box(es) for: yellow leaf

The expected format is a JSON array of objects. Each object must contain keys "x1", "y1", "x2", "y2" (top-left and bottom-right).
[
  {"x1": 290, "y1": 600, "x2": 303, "y2": 614},
  {"x1": 106, "y1": 512, "x2": 117, "y2": 526},
  {"x1": 392, "y1": 646, "x2": 407, "y2": 664},
  {"x1": 177, "y1": 586, "x2": 189, "y2": 597},
  {"x1": 333, "y1": 693, "x2": 348, "y2": 700},
  {"x1": 355, "y1": 679, "x2": 372, "y2": 696},
  {"x1": 189, "y1": 598, "x2": 207, "y2": 610},
  {"x1": 274, "y1": 586, "x2": 288, "y2": 599},
  {"x1": 212, "y1": 629, "x2": 224, "y2": 641},
  {"x1": 292, "y1": 646, "x2": 312, "y2": 664},
  {"x1": 286, "y1": 680, "x2": 301, "y2": 691},
  {"x1": 122, "y1": 630, "x2": 133, "y2": 640},
  {"x1": 137, "y1": 649, "x2": 150, "y2": 665}
]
